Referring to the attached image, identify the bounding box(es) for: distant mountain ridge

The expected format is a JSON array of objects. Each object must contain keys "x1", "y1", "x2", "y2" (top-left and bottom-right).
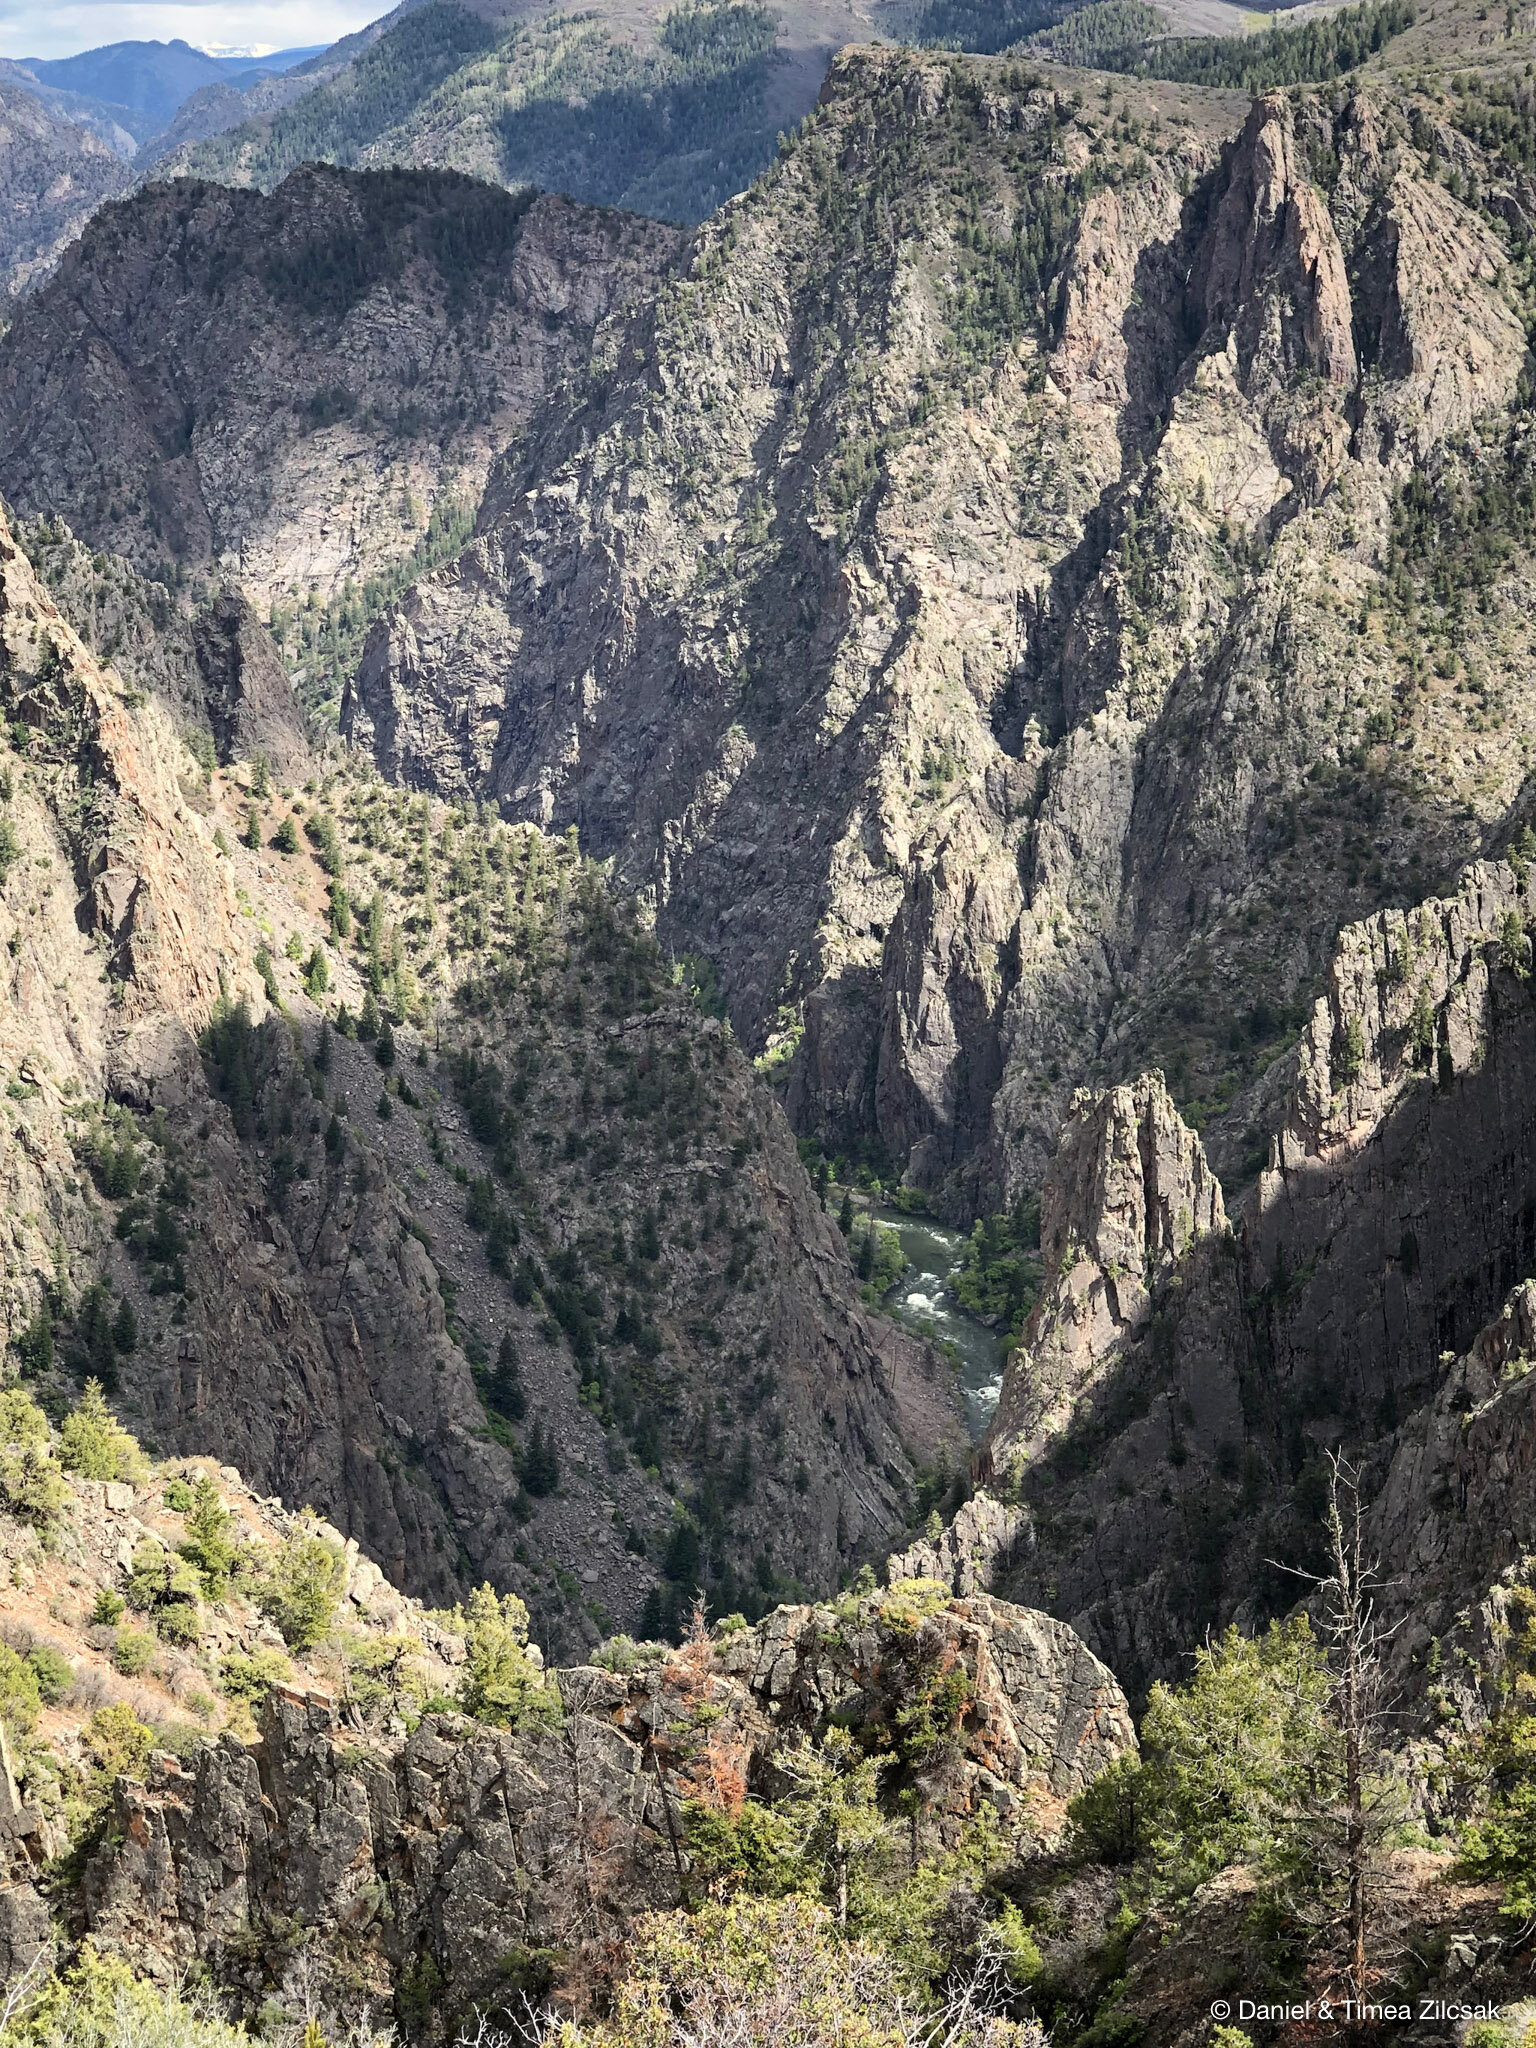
[
  {"x1": 0, "y1": 72, "x2": 131, "y2": 308},
  {"x1": 164, "y1": 0, "x2": 902, "y2": 224},
  {"x1": 5, "y1": 37, "x2": 323, "y2": 144}
]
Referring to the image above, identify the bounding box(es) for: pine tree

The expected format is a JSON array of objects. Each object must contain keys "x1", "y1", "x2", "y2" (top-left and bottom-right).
[
  {"x1": 521, "y1": 1418, "x2": 560, "y2": 1496},
  {"x1": 111, "y1": 1296, "x2": 138, "y2": 1356},
  {"x1": 180, "y1": 1474, "x2": 238, "y2": 1598},
  {"x1": 489, "y1": 1332, "x2": 526, "y2": 1421}
]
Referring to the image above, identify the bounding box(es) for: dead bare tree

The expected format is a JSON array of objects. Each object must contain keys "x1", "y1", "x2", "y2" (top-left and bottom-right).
[
  {"x1": 1272, "y1": 1451, "x2": 1405, "y2": 2005},
  {"x1": 0, "y1": 1937, "x2": 56, "y2": 2041}
]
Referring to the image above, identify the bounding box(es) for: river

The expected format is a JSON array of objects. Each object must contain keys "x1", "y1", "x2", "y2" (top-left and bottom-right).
[{"x1": 872, "y1": 1208, "x2": 1004, "y2": 1440}]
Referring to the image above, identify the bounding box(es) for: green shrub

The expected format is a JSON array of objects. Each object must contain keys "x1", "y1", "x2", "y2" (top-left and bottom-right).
[
  {"x1": 153, "y1": 1601, "x2": 204, "y2": 1647},
  {"x1": 27, "y1": 1643, "x2": 74, "y2": 1705},
  {"x1": 1077, "y1": 2012, "x2": 1147, "y2": 2048},
  {"x1": 0, "y1": 1643, "x2": 40, "y2": 1733},
  {"x1": 113, "y1": 1628, "x2": 155, "y2": 1676},
  {"x1": 125, "y1": 1538, "x2": 202, "y2": 1646},
  {"x1": 20, "y1": 1941, "x2": 256, "y2": 2046},
  {"x1": 457, "y1": 1583, "x2": 560, "y2": 1729},
  {"x1": 218, "y1": 1645, "x2": 293, "y2": 1709},
  {"x1": 91, "y1": 1589, "x2": 125, "y2": 1626},
  {"x1": 86, "y1": 1700, "x2": 154, "y2": 1781},
  {"x1": 256, "y1": 1527, "x2": 346, "y2": 1650},
  {"x1": 1065, "y1": 1752, "x2": 1156, "y2": 1864},
  {"x1": 342, "y1": 1633, "x2": 428, "y2": 1718},
  {"x1": 58, "y1": 1380, "x2": 145, "y2": 1483},
  {"x1": 683, "y1": 1798, "x2": 804, "y2": 1897},
  {"x1": 1139, "y1": 1617, "x2": 1335, "y2": 1882}
]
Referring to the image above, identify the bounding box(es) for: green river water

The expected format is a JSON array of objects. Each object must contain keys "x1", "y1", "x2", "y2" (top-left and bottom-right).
[{"x1": 871, "y1": 1209, "x2": 1004, "y2": 1440}]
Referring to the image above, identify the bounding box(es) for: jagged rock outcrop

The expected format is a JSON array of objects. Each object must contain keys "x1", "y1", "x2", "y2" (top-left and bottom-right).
[
  {"x1": 0, "y1": 168, "x2": 679, "y2": 612},
  {"x1": 884, "y1": 1490, "x2": 1033, "y2": 1597},
  {"x1": 345, "y1": 54, "x2": 1535, "y2": 1211},
  {"x1": 75, "y1": 1585, "x2": 1132, "y2": 2033},
  {"x1": 191, "y1": 591, "x2": 311, "y2": 778},
  {"x1": 975, "y1": 857, "x2": 1536, "y2": 1693},
  {"x1": 1248, "y1": 859, "x2": 1536, "y2": 1423},
  {"x1": 984, "y1": 1072, "x2": 1226, "y2": 1473}
]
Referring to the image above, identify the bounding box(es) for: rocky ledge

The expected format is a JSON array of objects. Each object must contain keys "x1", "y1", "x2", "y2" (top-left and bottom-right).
[{"x1": 71, "y1": 1584, "x2": 1131, "y2": 2035}]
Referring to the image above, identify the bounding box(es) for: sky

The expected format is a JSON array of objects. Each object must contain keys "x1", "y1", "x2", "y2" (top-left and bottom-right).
[{"x1": 0, "y1": 0, "x2": 378, "y2": 63}]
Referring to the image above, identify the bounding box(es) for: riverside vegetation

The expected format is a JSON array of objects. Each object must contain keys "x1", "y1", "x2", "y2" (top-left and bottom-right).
[{"x1": 6, "y1": 0, "x2": 1536, "y2": 2035}]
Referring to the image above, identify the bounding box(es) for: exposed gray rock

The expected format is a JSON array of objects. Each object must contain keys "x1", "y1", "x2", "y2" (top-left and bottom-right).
[
  {"x1": 0, "y1": 171, "x2": 680, "y2": 611},
  {"x1": 192, "y1": 590, "x2": 310, "y2": 778},
  {"x1": 343, "y1": 63, "x2": 1532, "y2": 1218},
  {"x1": 885, "y1": 1490, "x2": 1033, "y2": 1596},
  {"x1": 985, "y1": 1072, "x2": 1226, "y2": 1475},
  {"x1": 971, "y1": 859, "x2": 1536, "y2": 1694},
  {"x1": 81, "y1": 1588, "x2": 1133, "y2": 2032}
]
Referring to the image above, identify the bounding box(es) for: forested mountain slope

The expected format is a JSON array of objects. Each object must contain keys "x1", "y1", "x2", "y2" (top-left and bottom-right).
[
  {"x1": 166, "y1": 0, "x2": 906, "y2": 224},
  {"x1": 0, "y1": 505, "x2": 960, "y2": 1669}
]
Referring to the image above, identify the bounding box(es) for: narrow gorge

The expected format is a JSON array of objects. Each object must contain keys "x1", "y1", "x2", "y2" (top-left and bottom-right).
[{"x1": 2, "y1": 0, "x2": 1536, "y2": 2037}]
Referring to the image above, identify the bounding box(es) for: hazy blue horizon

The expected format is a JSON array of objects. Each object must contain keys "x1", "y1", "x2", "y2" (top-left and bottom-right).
[{"x1": 0, "y1": 3, "x2": 377, "y2": 65}]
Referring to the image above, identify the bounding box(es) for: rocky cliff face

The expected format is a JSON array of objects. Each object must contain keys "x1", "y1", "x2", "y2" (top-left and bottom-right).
[
  {"x1": 984, "y1": 1072, "x2": 1226, "y2": 1470},
  {"x1": 74, "y1": 1583, "x2": 1131, "y2": 2036},
  {"x1": 19, "y1": 516, "x2": 311, "y2": 780},
  {"x1": 1370, "y1": 1276, "x2": 1536, "y2": 1717},
  {"x1": 979, "y1": 855, "x2": 1536, "y2": 1695},
  {"x1": 0, "y1": 77, "x2": 130, "y2": 310},
  {"x1": 346, "y1": 53, "x2": 1535, "y2": 1218},
  {"x1": 0, "y1": 503, "x2": 960, "y2": 1654},
  {"x1": 0, "y1": 166, "x2": 678, "y2": 629}
]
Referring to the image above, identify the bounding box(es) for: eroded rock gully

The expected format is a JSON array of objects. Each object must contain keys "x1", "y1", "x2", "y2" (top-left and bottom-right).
[{"x1": 345, "y1": 55, "x2": 1533, "y2": 1214}]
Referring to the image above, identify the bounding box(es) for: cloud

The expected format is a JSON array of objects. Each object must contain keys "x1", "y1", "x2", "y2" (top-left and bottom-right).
[{"x1": 0, "y1": 0, "x2": 378, "y2": 63}]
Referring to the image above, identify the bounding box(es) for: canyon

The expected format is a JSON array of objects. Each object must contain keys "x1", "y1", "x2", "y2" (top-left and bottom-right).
[{"x1": 1, "y1": 0, "x2": 1536, "y2": 2034}]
